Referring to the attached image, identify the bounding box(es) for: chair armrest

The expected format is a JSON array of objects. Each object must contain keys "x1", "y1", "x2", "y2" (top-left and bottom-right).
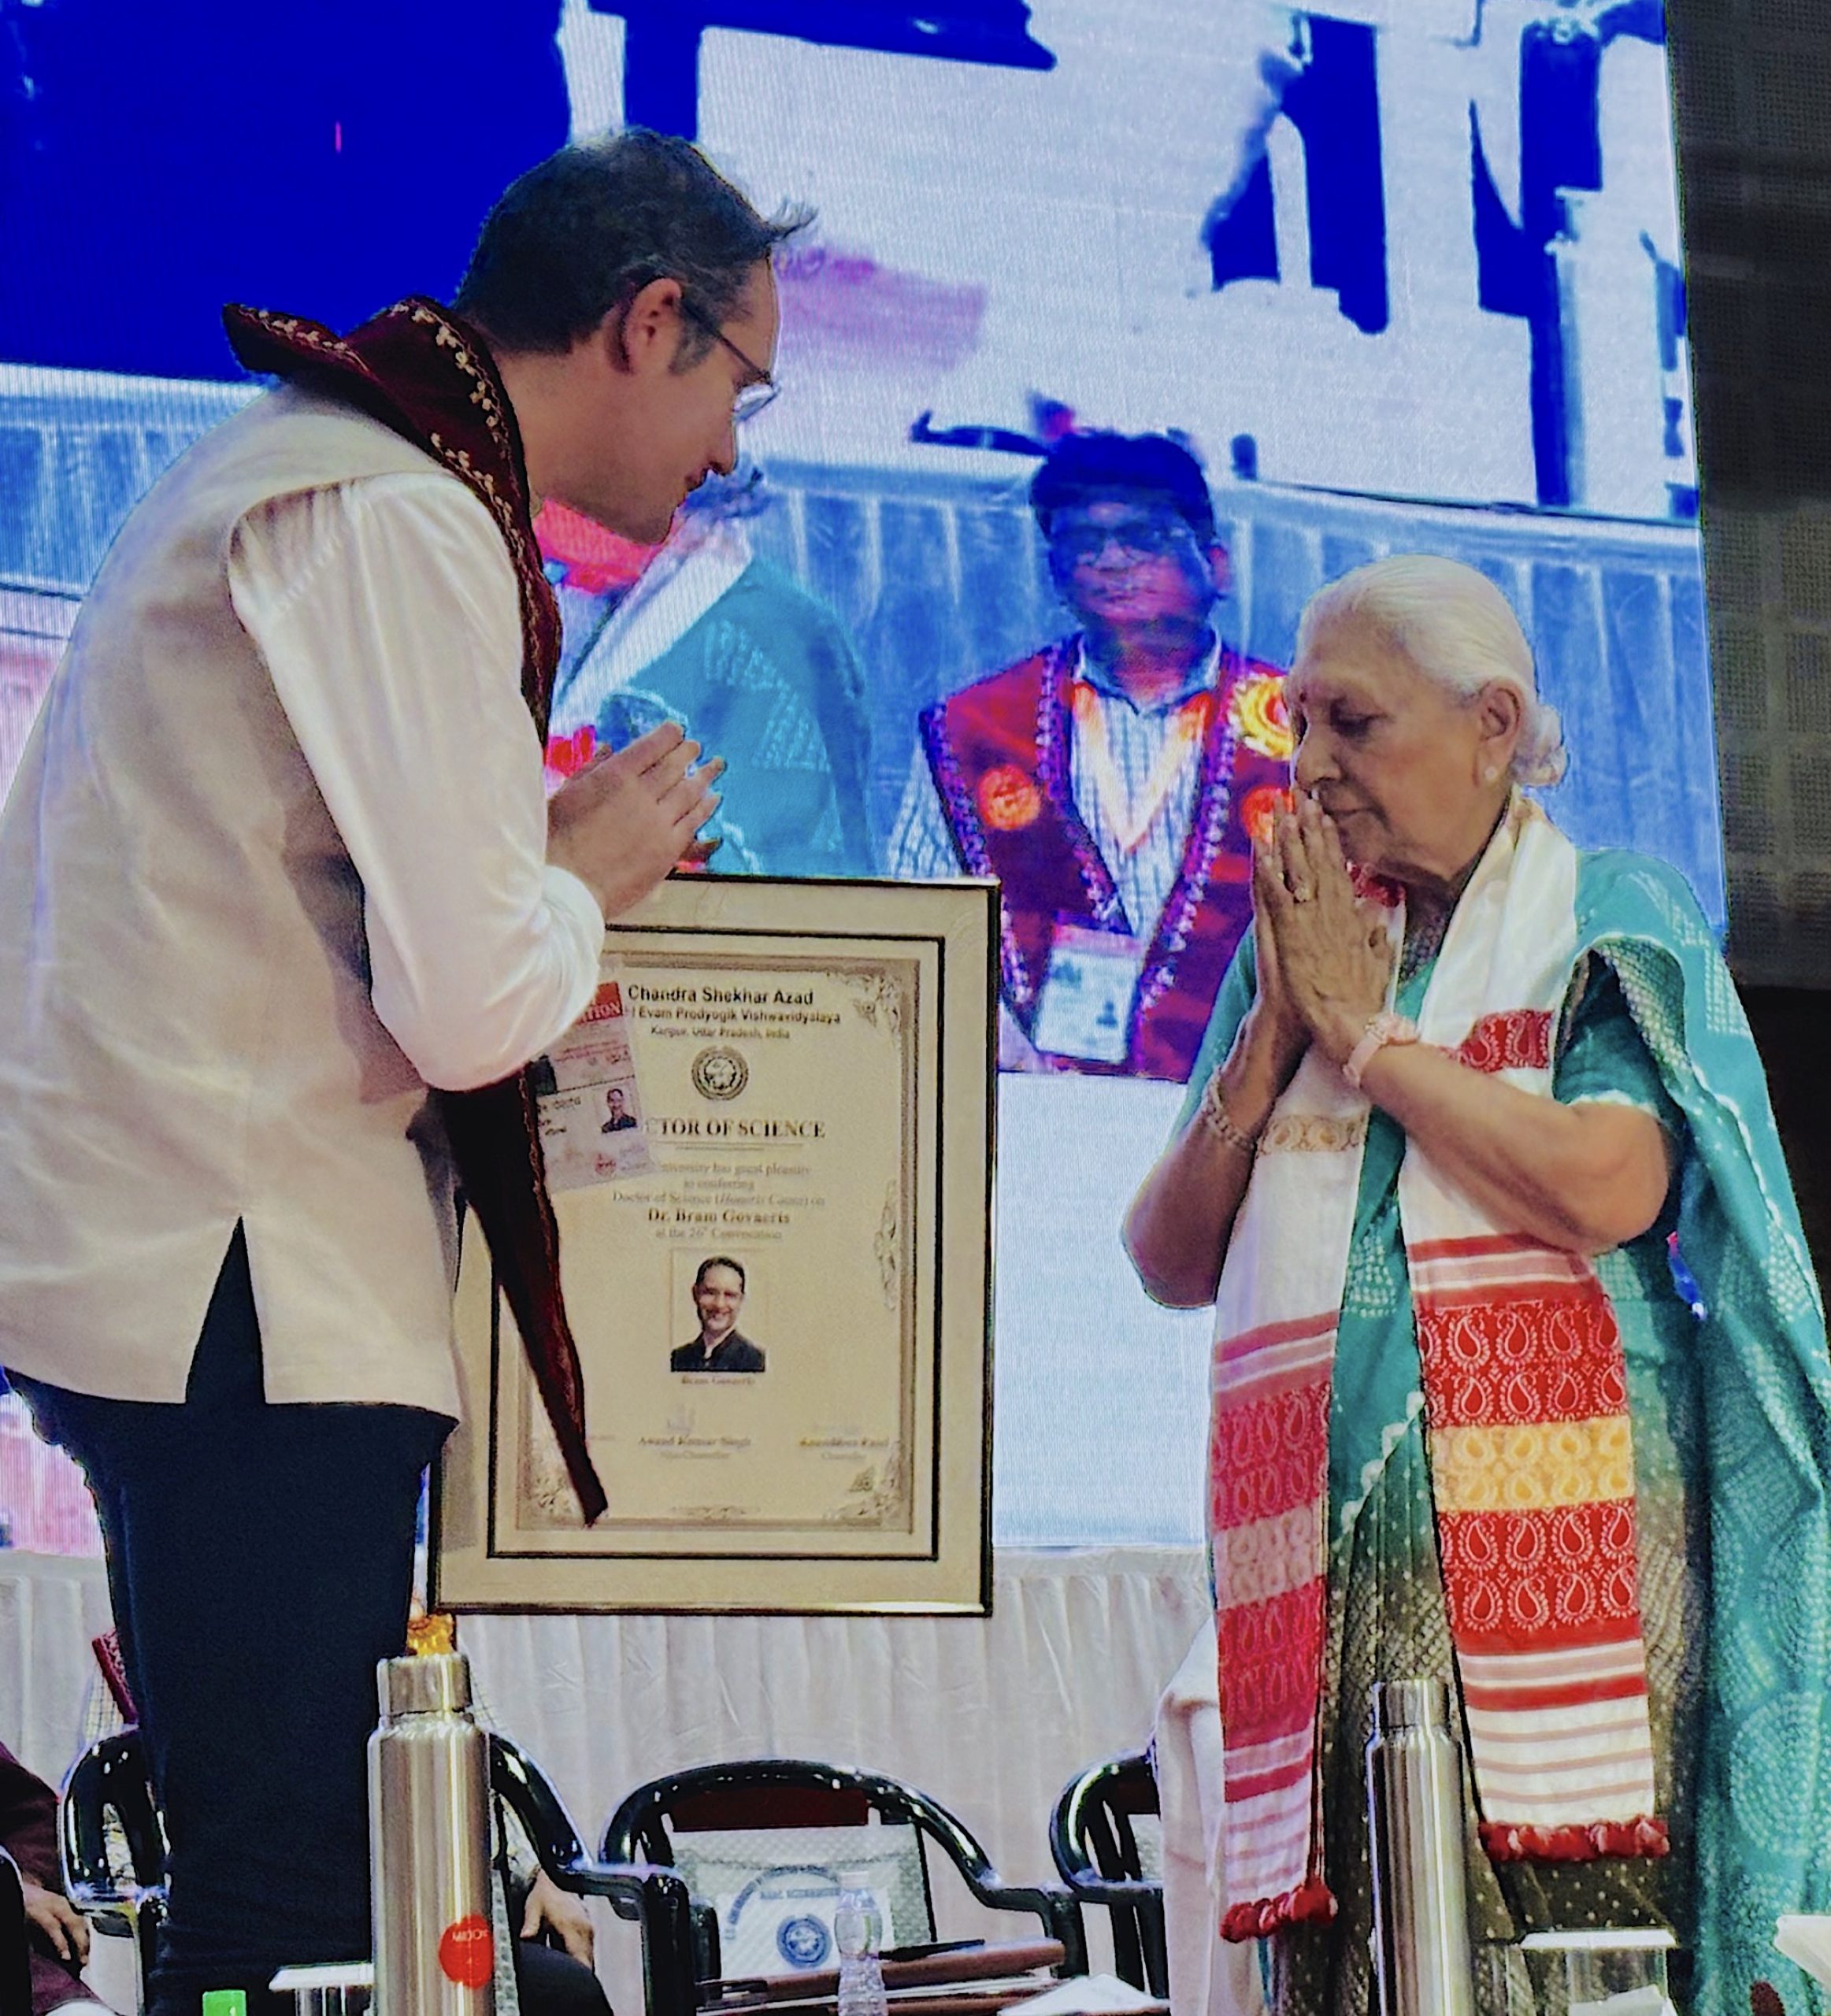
[
  {"x1": 61, "y1": 1863, "x2": 166, "y2": 1942},
  {"x1": 894, "y1": 1787, "x2": 1087, "y2": 1976},
  {"x1": 540, "y1": 1854, "x2": 685, "y2": 1911},
  {"x1": 536, "y1": 1858, "x2": 698, "y2": 2016},
  {"x1": 65, "y1": 1888, "x2": 167, "y2": 1955},
  {"x1": 953, "y1": 1877, "x2": 1088, "y2": 1976},
  {"x1": 485, "y1": 1740, "x2": 698, "y2": 2016}
]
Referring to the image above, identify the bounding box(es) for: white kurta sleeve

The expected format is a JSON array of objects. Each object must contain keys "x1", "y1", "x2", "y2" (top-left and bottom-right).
[{"x1": 228, "y1": 472, "x2": 602, "y2": 1091}]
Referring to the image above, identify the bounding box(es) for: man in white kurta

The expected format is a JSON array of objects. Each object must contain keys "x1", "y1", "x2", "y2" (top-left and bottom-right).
[{"x1": 0, "y1": 131, "x2": 791, "y2": 2016}]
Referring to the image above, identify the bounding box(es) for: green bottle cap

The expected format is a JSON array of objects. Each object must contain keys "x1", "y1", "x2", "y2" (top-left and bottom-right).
[{"x1": 201, "y1": 1992, "x2": 247, "y2": 2016}]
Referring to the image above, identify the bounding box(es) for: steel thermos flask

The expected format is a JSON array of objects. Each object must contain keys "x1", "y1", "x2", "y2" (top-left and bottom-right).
[
  {"x1": 369, "y1": 1649, "x2": 497, "y2": 2016},
  {"x1": 1365, "y1": 1677, "x2": 1477, "y2": 2016}
]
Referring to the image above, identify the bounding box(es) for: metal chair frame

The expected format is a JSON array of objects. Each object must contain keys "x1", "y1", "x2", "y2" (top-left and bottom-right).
[
  {"x1": 1047, "y1": 1751, "x2": 1166, "y2": 1998},
  {"x1": 601, "y1": 1758, "x2": 1087, "y2": 1992}
]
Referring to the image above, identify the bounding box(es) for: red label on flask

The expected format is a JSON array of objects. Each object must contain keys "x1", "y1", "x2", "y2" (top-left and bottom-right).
[{"x1": 438, "y1": 1914, "x2": 494, "y2": 1988}]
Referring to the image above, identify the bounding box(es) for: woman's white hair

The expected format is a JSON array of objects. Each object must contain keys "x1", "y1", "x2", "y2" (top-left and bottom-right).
[{"x1": 1294, "y1": 554, "x2": 1567, "y2": 788}]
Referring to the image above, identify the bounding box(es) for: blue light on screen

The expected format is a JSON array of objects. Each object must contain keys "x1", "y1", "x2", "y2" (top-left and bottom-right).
[{"x1": 0, "y1": 0, "x2": 1713, "y2": 1545}]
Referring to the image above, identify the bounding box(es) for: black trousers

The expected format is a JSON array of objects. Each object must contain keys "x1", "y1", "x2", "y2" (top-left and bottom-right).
[
  {"x1": 514, "y1": 1938, "x2": 613, "y2": 2016},
  {"x1": 13, "y1": 1230, "x2": 450, "y2": 2016}
]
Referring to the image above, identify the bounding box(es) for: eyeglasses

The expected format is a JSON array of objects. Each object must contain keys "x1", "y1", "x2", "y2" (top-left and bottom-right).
[
  {"x1": 1050, "y1": 517, "x2": 1195, "y2": 563},
  {"x1": 679, "y1": 296, "x2": 780, "y2": 425}
]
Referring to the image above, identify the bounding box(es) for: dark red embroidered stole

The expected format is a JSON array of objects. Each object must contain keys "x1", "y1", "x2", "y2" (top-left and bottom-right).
[
  {"x1": 224, "y1": 296, "x2": 606, "y2": 1522},
  {"x1": 919, "y1": 643, "x2": 1287, "y2": 1081}
]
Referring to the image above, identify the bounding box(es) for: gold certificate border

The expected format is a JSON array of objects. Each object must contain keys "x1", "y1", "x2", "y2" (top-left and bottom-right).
[
  {"x1": 510, "y1": 947, "x2": 925, "y2": 1544},
  {"x1": 431, "y1": 876, "x2": 996, "y2": 1615}
]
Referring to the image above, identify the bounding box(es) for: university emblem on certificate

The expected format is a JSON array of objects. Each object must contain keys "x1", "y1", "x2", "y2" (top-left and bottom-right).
[
  {"x1": 691, "y1": 1046, "x2": 750, "y2": 1101},
  {"x1": 432, "y1": 876, "x2": 997, "y2": 1615}
]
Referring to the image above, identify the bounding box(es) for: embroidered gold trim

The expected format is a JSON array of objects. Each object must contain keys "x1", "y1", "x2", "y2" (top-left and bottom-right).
[
  {"x1": 1259, "y1": 1112, "x2": 1369, "y2": 1155},
  {"x1": 403, "y1": 305, "x2": 551, "y2": 715}
]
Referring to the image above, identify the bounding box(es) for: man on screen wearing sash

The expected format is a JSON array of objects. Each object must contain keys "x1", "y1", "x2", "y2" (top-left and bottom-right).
[
  {"x1": 541, "y1": 465, "x2": 877, "y2": 878},
  {"x1": 886, "y1": 431, "x2": 1290, "y2": 1081}
]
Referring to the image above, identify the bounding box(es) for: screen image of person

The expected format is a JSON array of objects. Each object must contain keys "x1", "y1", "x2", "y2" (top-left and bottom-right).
[
  {"x1": 1125, "y1": 556, "x2": 1831, "y2": 2016},
  {"x1": 0, "y1": 131, "x2": 792, "y2": 2016},
  {"x1": 888, "y1": 430, "x2": 1292, "y2": 1082},
  {"x1": 600, "y1": 1085, "x2": 639, "y2": 1132},
  {"x1": 542, "y1": 464, "x2": 877, "y2": 879},
  {"x1": 672, "y1": 1256, "x2": 765, "y2": 1374}
]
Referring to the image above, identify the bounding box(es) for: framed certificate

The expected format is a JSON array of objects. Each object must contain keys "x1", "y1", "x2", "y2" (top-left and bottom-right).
[{"x1": 431, "y1": 876, "x2": 998, "y2": 1614}]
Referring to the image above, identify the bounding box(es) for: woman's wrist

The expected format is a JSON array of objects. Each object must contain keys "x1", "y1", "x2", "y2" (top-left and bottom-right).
[
  {"x1": 1343, "y1": 1010, "x2": 1421, "y2": 1089},
  {"x1": 1239, "y1": 999, "x2": 1306, "y2": 1085},
  {"x1": 1312, "y1": 1002, "x2": 1385, "y2": 1070},
  {"x1": 1195, "y1": 1072, "x2": 1258, "y2": 1158},
  {"x1": 1197, "y1": 1014, "x2": 1288, "y2": 1151}
]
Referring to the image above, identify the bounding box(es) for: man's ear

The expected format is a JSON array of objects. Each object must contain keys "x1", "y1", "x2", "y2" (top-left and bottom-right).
[
  {"x1": 598, "y1": 276, "x2": 684, "y2": 376},
  {"x1": 1206, "y1": 542, "x2": 1233, "y2": 599}
]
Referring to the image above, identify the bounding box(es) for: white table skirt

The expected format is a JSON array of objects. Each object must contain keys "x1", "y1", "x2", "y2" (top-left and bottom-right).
[
  {"x1": 1, "y1": 1547, "x2": 114, "y2": 1781},
  {"x1": 3, "y1": 1545, "x2": 1211, "y2": 2010}
]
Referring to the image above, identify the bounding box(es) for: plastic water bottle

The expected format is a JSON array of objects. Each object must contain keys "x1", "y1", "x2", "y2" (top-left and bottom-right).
[{"x1": 833, "y1": 1877, "x2": 887, "y2": 2016}]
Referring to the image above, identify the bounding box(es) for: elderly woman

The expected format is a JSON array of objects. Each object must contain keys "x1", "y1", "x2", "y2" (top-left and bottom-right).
[{"x1": 1126, "y1": 555, "x2": 1831, "y2": 2016}]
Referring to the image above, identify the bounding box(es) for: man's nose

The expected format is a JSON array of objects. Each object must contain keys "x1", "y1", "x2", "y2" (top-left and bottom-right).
[{"x1": 710, "y1": 418, "x2": 739, "y2": 478}]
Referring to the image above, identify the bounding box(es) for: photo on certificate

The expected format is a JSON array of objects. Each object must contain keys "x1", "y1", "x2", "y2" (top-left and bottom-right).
[{"x1": 432, "y1": 876, "x2": 997, "y2": 1614}]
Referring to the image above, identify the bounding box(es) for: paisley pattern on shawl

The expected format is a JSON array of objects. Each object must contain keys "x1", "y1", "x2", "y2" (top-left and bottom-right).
[{"x1": 1179, "y1": 843, "x2": 1831, "y2": 2016}]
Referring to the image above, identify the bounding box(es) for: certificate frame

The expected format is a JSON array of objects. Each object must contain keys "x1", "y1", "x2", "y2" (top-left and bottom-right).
[{"x1": 431, "y1": 875, "x2": 997, "y2": 1615}]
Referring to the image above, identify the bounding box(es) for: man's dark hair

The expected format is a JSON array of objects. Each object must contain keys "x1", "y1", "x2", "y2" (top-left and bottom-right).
[
  {"x1": 694, "y1": 1254, "x2": 747, "y2": 1292},
  {"x1": 1029, "y1": 431, "x2": 1218, "y2": 547},
  {"x1": 454, "y1": 129, "x2": 810, "y2": 361}
]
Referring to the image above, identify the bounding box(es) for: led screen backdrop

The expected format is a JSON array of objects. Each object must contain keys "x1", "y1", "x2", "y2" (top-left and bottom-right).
[{"x1": 0, "y1": 0, "x2": 1716, "y2": 1545}]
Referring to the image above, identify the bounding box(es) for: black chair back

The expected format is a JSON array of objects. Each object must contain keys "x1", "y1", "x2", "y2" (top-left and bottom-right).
[
  {"x1": 60, "y1": 1727, "x2": 167, "y2": 2011},
  {"x1": 52, "y1": 1721, "x2": 704, "y2": 2016},
  {"x1": 61, "y1": 1729, "x2": 165, "y2": 1901},
  {"x1": 1048, "y1": 1752, "x2": 1166, "y2": 1997},
  {"x1": 602, "y1": 1758, "x2": 1085, "y2": 1988}
]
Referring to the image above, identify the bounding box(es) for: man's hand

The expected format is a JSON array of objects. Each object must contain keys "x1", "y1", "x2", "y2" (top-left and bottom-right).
[
  {"x1": 21, "y1": 1878, "x2": 91, "y2": 1966},
  {"x1": 547, "y1": 722, "x2": 725, "y2": 920},
  {"x1": 521, "y1": 1871, "x2": 595, "y2": 1968}
]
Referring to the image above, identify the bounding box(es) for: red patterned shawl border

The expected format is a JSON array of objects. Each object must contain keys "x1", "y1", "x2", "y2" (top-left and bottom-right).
[{"x1": 1211, "y1": 1127, "x2": 1665, "y2": 1935}]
